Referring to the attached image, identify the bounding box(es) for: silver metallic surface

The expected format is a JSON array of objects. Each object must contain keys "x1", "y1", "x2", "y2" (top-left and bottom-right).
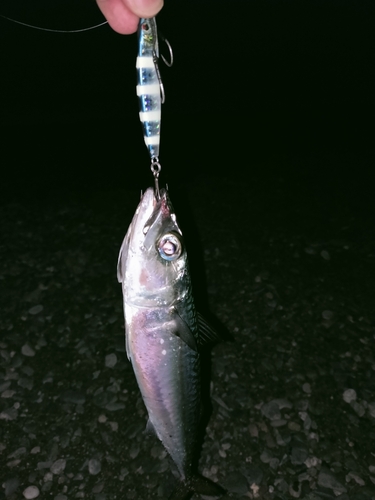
[
  {"x1": 136, "y1": 18, "x2": 162, "y2": 160},
  {"x1": 117, "y1": 188, "x2": 200, "y2": 480}
]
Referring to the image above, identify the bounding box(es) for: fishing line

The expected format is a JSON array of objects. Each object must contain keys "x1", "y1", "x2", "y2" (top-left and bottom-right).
[{"x1": 0, "y1": 14, "x2": 108, "y2": 33}]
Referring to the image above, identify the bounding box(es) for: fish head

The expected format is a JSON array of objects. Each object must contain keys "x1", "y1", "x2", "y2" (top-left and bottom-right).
[{"x1": 117, "y1": 187, "x2": 188, "y2": 308}]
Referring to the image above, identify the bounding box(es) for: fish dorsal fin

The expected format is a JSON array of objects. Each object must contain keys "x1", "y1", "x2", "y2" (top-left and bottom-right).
[
  {"x1": 172, "y1": 311, "x2": 198, "y2": 352},
  {"x1": 197, "y1": 312, "x2": 222, "y2": 346}
]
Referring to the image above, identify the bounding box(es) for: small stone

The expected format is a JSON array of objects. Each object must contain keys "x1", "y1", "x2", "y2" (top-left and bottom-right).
[
  {"x1": 261, "y1": 401, "x2": 281, "y2": 420},
  {"x1": 61, "y1": 390, "x2": 86, "y2": 405},
  {"x1": 249, "y1": 423, "x2": 258, "y2": 437},
  {"x1": 318, "y1": 469, "x2": 347, "y2": 493},
  {"x1": 243, "y1": 465, "x2": 263, "y2": 485},
  {"x1": 0, "y1": 407, "x2": 18, "y2": 420},
  {"x1": 343, "y1": 389, "x2": 357, "y2": 403},
  {"x1": 320, "y1": 250, "x2": 330, "y2": 260},
  {"x1": 28, "y1": 305, "x2": 43, "y2": 315},
  {"x1": 37, "y1": 461, "x2": 52, "y2": 469},
  {"x1": 223, "y1": 471, "x2": 249, "y2": 495},
  {"x1": 4, "y1": 477, "x2": 20, "y2": 497},
  {"x1": 105, "y1": 353, "x2": 117, "y2": 368},
  {"x1": 18, "y1": 378, "x2": 34, "y2": 390},
  {"x1": 260, "y1": 449, "x2": 273, "y2": 463},
  {"x1": 88, "y1": 458, "x2": 101, "y2": 475},
  {"x1": 291, "y1": 446, "x2": 308, "y2": 465},
  {"x1": 351, "y1": 401, "x2": 365, "y2": 417},
  {"x1": 105, "y1": 402, "x2": 125, "y2": 411},
  {"x1": 50, "y1": 459, "x2": 66, "y2": 475},
  {"x1": 322, "y1": 310, "x2": 334, "y2": 320},
  {"x1": 302, "y1": 383, "x2": 311, "y2": 394},
  {"x1": 54, "y1": 495, "x2": 68, "y2": 500},
  {"x1": 1, "y1": 389, "x2": 16, "y2": 398},
  {"x1": 92, "y1": 483, "x2": 104, "y2": 494},
  {"x1": 298, "y1": 411, "x2": 312, "y2": 430},
  {"x1": 288, "y1": 422, "x2": 301, "y2": 432},
  {"x1": 129, "y1": 444, "x2": 140, "y2": 459},
  {"x1": 270, "y1": 419, "x2": 287, "y2": 427},
  {"x1": 346, "y1": 471, "x2": 365, "y2": 485},
  {"x1": 305, "y1": 456, "x2": 320, "y2": 468},
  {"x1": 23, "y1": 485, "x2": 40, "y2": 499},
  {"x1": 22, "y1": 344, "x2": 35, "y2": 357}
]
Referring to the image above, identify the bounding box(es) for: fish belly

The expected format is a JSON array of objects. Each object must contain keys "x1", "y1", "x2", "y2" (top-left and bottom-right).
[{"x1": 127, "y1": 306, "x2": 200, "y2": 478}]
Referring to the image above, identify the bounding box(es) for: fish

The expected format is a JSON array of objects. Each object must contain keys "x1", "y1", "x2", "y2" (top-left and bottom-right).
[{"x1": 117, "y1": 187, "x2": 225, "y2": 499}]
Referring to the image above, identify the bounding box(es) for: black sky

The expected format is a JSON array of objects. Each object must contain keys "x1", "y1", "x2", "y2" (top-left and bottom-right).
[{"x1": 0, "y1": 0, "x2": 374, "y2": 198}]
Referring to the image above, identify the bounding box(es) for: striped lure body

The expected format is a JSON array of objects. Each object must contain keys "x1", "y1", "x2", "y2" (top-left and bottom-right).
[{"x1": 136, "y1": 18, "x2": 162, "y2": 160}]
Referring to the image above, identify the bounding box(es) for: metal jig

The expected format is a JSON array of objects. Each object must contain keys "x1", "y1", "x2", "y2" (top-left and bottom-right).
[{"x1": 136, "y1": 17, "x2": 173, "y2": 199}]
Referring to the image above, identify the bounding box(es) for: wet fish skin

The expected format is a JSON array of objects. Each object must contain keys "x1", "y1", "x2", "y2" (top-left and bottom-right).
[{"x1": 117, "y1": 187, "x2": 225, "y2": 498}]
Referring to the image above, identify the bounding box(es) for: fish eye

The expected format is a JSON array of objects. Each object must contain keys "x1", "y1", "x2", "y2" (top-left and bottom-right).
[{"x1": 157, "y1": 233, "x2": 182, "y2": 261}]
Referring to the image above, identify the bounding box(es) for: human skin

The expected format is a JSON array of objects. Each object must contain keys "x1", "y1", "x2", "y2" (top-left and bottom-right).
[{"x1": 96, "y1": 0, "x2": 164, "y2": 34}]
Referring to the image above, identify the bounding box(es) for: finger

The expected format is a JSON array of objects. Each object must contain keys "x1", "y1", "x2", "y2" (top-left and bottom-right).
[
  {"x1": 96, "y1": 0, "x2": 139, "y2": 34},
  {"x1": 124, "y1": 0, "x2": 164, "y2": 18}
]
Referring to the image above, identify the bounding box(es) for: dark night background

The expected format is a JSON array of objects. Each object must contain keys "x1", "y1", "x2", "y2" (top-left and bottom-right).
[
  {"x1": 0, "y1": 0, "x2": 373, "y2": 198},
  {"x1": 1, "y1": 1, "x2": 375, "y2": 500}
]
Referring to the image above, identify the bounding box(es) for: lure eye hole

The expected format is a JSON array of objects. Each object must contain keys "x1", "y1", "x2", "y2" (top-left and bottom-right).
[{"x1": 157, "y1": 233, "x2": 182, "y2": 261}]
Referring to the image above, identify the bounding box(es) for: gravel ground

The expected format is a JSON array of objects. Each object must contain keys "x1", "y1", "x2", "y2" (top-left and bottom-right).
[{"x1": 1, "y1": 168, "x2": 374, "y2": 500}]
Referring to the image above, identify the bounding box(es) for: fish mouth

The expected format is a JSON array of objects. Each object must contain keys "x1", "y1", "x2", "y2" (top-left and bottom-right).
[{"x1": 128, "y1": 187, "x2": 174, "y2": 253}]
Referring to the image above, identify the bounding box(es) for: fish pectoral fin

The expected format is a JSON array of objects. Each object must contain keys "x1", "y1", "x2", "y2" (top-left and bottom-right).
[
  {"x1": 172, "y1": 312, "x2": 198, "y2": 352},
  {"x1": 197, "y1": 312, "x2": 223, "y2": 347}
]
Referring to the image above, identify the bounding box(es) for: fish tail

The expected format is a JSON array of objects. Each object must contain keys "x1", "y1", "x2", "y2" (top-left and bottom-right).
[{"x1": 168, "y1": 474, "x2": 226, "y2": 500}]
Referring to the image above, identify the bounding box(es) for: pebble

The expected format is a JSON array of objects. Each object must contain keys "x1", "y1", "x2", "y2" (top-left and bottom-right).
[
  {"x1": 318, "y1": 469, "x2": 347, "y2": 493},
  {"x1": 322, "y1": 310, "x2": 334, "y2": 320},
  {"x1": 320, "y1": 250, "x2": 330, "y2": 260},
  {"x1": 249, "y1": 423, "x2": 259, "y2": 437},
  {"x1": 4, "y1": 477, "x2": 20, "y2": 496},
  {"x1": 88, "y1": 458, "x2": 101, "y2": 475},
  {"x1": 28, "y1": 305, "x2": 43, "y2": 315},
  {"x1": 0, "y1": 407, "x2": 18, "y2": 421},
  {"x1": 61, "y1": 390, "x2": 86, "y2": 405},
  {"x1": 223, "y1": 471, "x2": 249, "y2": 495},
  {"x1": 50, "y1": 459, "x2": 66, "y2": 474},
  {"x1": 1, "y1": 389, "x2": 16, "y2": 398},
  {"x1": 302, "y1": 383, "x2": 312, "y2": 394},
  {"x1": 261, "y1": 401, "x2": 281, "y2": 420},
  {"x1": 23, "y1": 485, "x2": 40, "y2": 499},
  {"x1": 343, "y1": 389, "x2": 357, "y2": 403},
  {"x1": 346, "y1": 471, "x2": 365, "y2": 485},
  {"x1": 105, "y1": 353, "x2": 117, "y2": 368},
  {"x1": 351, "y1": 401, "x2": 365, "y2": 417},
  {"x1": 21, "y1": 344, "x2": 36, "y2": 357},
  {"x1": 18, "y1": 377, "x2": 34, "y2": 390}
]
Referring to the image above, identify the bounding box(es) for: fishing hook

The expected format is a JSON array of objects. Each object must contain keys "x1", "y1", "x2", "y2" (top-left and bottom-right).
[{"x1": 150, "y1": 157, "x2": 161, "y2": 200}]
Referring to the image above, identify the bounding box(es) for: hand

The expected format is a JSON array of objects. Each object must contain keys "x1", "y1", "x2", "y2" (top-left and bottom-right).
[{"x1": 96, "y1": 0, "x2": 164, "y2": 34}]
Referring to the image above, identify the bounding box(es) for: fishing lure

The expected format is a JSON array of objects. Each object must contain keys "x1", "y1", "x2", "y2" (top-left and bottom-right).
[{"x1": 136, "y1": 17, "x2": 173, "y2": 198}]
